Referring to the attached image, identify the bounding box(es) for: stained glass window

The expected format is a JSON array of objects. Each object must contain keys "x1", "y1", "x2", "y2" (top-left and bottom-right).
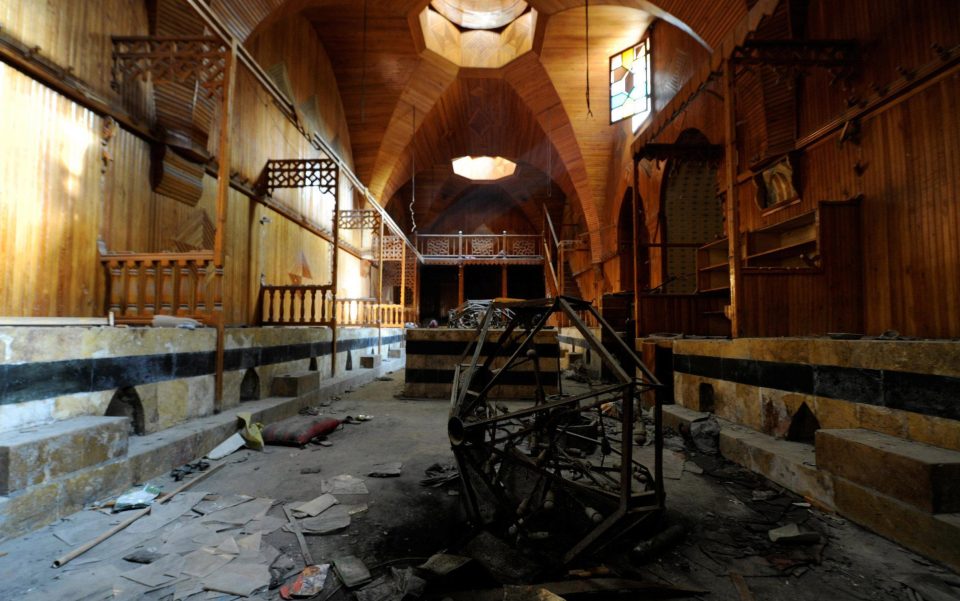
[{"x1": 609, "y1": 37, "x2": 651, "y2": 131}]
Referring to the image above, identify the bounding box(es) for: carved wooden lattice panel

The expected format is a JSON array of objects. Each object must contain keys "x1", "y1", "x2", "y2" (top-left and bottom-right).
[
  {"x1": 470, "y1": 238, "x2": 496, "y2": 255},
  {"x1": 337, "y1": 210, "x2": 380, "y2": 230},
  {"x1": 262, "y1": 159, "x2": 338, "y2": 194},
  {"x1": 382, "y1": 235, "x2": 404, "y2": 261},
  {"x1": 405, "y1": 252, "x2": 417, "y2": 288},
  {"x1": 511, "y1": 238, "x2": 536, "y2": 256},
  {"x1": 383, "y1": 262, "x2": 401, "y2": 287},
  {"x1": 425, "y1": 238, "x2": 451, "y2": 256},
  {"x1": 112, "y1": 36, "x2": 227, "y2": 99}
]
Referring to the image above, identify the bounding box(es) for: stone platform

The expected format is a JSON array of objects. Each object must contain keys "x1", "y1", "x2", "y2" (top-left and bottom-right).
[{"x1": 0, "y1": 357, "x2": 402, "y2": 541}]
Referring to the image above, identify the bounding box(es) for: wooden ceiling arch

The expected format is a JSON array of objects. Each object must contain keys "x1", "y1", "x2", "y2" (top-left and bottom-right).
[{"x1": 219, "y1": 0, "x2": 744, "y2": 262}]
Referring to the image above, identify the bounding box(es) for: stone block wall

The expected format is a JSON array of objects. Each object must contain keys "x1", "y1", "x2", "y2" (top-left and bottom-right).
[
  {"x1": 0, "y1": 325, "x2": 403, "y2": 434},
  {"x1": 670, "y1": 338, "x2": 960, "y2": 451},
  {"x1": 404, "y1": 328, "x2": 560, "y2": 399}
]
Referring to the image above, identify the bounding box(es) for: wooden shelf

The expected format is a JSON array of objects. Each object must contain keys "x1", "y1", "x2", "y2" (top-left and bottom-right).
[
  {"x1": 744, "y1": 211, "x2": 818, "y2": 269},
  {"x1": 696, "y1": 238, "x2": 730, "y2": 293}
]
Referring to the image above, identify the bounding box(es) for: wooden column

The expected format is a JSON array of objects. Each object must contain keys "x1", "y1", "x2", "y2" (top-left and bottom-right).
[
  {"x1": 501, "y1": 264, "x2": 508, "y2": 298},
  {"x1": 457, "y1": 264, "x2": 465, "y2": 306},
  {"x1": 632, "y1": 157, "x2": 640, "y2": 333},
  {"x1": 400, "y1": 243, "x2": 407, "y2": 309},
  {"x1": 377, "y1": 218, "x2": 384, "y2": 354},
  {"x1": 723, "y1": 58, "x2": 743, "y2": 337},
  {"x1": 331, "y1": 173, "x2": 340, "y2": 375},
  {"x1": 213, "y1": 40, "x2": 236, "y2": 412}
]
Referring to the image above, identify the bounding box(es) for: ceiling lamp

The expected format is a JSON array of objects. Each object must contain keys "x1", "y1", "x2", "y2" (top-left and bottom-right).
[
  {"x1": 430, "y1": 0, "x2": 528, "y2": 30},
  {"x1": 452, "y1": 156, "x2": 517, "y2": 181}
]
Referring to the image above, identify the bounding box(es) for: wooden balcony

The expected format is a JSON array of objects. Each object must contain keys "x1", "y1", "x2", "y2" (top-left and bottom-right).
[
  {"x1": 101, "y1": 252, "x2": 222, "y2": 325},
  {"x1": 417, "y1": 233, "x2": 543, "y2": 265}
]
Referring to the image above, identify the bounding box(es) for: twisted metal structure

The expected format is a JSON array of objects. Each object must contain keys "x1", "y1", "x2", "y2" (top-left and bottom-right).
[{"x1": 449, "y1": 296, "x2": 664, "y2": 564}]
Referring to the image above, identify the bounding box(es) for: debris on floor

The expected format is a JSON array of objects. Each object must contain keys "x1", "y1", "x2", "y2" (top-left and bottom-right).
[
  {"x1": 368, "y1": 462, "x2": 402, "y2": 478},
  {"x1": 420, "y1": 463, "x2": 459, "y2": 487},
  {"x1": 263, "y1": 416, "x2": 341, "y2": 447}
]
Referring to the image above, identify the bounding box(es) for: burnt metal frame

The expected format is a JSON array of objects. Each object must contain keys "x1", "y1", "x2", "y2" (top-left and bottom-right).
[{"x1": 449, "y1": 296, "x2": 664, "y2": 564}]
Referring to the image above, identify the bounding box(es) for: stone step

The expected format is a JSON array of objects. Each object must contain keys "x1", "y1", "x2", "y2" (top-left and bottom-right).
[
  {"x1": 662, "y1": 404, "x2": 709, "y2": 434},
  {"x1": 270, "y1": 371, "x2": 319, "y2": 397},
  {"x1": 359, "y1": 355, "x2": 381, "y2": 369},
  {"x1": 0, "y1": 357, "x2": 404, "y2": 541},
  {"x1": 719, "y1": 422, "x2": 835, "y2": 510},
  {"x1": 0, "y1": 417, "x2": 129, "y2": 495},
  {"x1": 816, "y1": 428, "x2": 960, "y2": 513},
  {"x1": 833, "y1": 476, "x2": 960, "y2": 572}
]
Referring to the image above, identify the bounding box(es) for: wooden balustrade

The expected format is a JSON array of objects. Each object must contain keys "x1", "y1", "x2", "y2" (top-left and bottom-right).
[
  {"x1": 379, "y1": 303, "x2": 404, "y2": 328},
  {"x1": 335, "y1": 298, "x2": 377, "y2": 326},
  {"x1": 417, "y1": 233, "x2": 542, "y2": 261},
  {"x1": 260, "y1": 284, "x2": 334, "y2": 325},
  {"x1": 102, "y1": 252, "x2": 222, "y2": 324}
]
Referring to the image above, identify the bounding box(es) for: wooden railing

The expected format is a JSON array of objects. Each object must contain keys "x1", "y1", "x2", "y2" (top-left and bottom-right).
[
  {"x1": 260, "y1": 284, "x2": 334, "y2": 325},
  {"x1": 102, "y1": 252, "x2": 222, "y2": 324},
  {"x1": 417, "y1": 232, "x2": 542, "y2": 260},
  {"x1": 336, "y1": 297, "x2": 378, "y2": 326},
  {"x1": 379, "y1": 303, "x2": 404, "y2": 328}
]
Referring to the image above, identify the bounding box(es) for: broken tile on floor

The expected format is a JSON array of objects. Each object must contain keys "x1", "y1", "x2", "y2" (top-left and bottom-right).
[
  {"x1": 181, "y1": 548, "x2": 233, "y2": 578},
  {"x1": 121, "y1": 553, "x2": 186, "y2": 587},
  {"x1": 202, "y1": 562, "x2": 270, "y2": 597},
  {"x1": 322, "y1": 474, "x2": 369, "y2": 495},
  {"x1": 368, "y1": 462, "x2": 402, "y2": 478},
  {"x1": 333, "y1": 555, "x2": 372, "y2": 588},
  {"x1": 291, "y1": 493, "x2": 338, "y2": 517},
  {"x1": 201, "y1": 497, "x2": 273, "y2": 527},
  {"x1": 193, "y1": 495, "x2": 254, "y2": 516},
  {"x1": 128, "y1": 492, "x2": 209, "y2": 534}
]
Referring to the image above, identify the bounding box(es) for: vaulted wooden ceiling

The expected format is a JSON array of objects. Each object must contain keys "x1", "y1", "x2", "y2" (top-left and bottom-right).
[{"x1": 216, "y1": 0, "x2": 750, "y2": 259}]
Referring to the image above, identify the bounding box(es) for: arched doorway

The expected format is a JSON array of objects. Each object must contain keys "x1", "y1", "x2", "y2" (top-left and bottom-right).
[{"x1": 660, "y1": 130, "x2": 722, "y2": 294}]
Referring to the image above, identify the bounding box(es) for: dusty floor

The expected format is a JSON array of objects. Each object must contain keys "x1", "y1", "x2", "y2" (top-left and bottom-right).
[{"x1": 1, "y1": 370, "x2": 957, "y2": 600}]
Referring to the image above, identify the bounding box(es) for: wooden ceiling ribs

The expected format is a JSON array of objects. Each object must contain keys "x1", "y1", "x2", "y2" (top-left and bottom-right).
[{"x1": 205, "y1": 0, "x2": 751, "y2": 263}]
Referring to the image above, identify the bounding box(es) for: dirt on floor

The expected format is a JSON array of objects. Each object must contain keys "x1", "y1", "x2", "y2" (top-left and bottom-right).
[{"x1": 1, "y1": 369, "x2": 957, "y2": 601}]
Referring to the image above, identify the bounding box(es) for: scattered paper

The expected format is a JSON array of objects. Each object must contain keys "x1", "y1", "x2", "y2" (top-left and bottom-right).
[
  {"x1": 322, "y1": 475, "x2": 369, "y2": 495},
  {"x1": 292, "y1": 494, "x2": 338, "y2": 518}
]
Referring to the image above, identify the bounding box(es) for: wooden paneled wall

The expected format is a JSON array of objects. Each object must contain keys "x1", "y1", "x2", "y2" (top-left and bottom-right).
[
  {"x1": 0, "y1": 64, "x2": 103, "y2": 317},
  {"x1": 632, "y1": 1, "x2": 960, "y2": 338},
  {"x1": 0, "y1": 2, "x2": 366, "y2": 321}
]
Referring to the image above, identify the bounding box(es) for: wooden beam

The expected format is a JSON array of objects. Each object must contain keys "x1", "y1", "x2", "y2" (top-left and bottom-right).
[
  {"x1": 501, "y1": 264, "x2": 508, "y2": 298},
  {"x1": 377, "y1": 218, "x2": 384, "y2": 355},
  {"x1": 213, "y1": 40, "x2": 236, "y2": 412},
  {"x1": 723, "y1": 59, "x2": 743, "y2": 337},
  {"x1": 458, "y1": 264, "x2": 465, "y2": 306},
  {"x1": 331, "y1": 173, "x2": 340, "y2": 376}
]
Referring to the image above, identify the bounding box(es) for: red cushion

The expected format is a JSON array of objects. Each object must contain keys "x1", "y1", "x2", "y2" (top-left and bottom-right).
[{"x1": 262, "y1": 417, "x2": 341, "y2": 446}]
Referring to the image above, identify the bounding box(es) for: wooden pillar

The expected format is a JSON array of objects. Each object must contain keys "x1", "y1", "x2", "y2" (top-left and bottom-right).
[
  {"x1": 212, "y1": 40, "x2": 236, "y2": 412},
  {"x1": 723, "y1": 58, "x2": 743, "y2": 337},
  {"x1": 377, "y1": 218, "x2": 384, "y2": 354},
  {"x1": 331, "y1": 169, "x2": 340, "y2": 375},
  {"x1": 632, "y1": 156, "x2": 640, "y2": 334},
  {"x1": 500, "y1": 264, "x2": 508, "y2": 298},
  {"x1": 457, "y1": 264, "x2": 465, "y2": 306},
  {"x1": 400, "y1": 242, "x2": 407, "y2": 310}
]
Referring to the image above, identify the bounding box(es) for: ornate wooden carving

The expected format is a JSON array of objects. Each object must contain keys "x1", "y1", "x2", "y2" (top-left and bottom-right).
[
  {"x1": 382, "y1": 235, "x2": 404, "y2": 261},
  {"x1": 732, "y1": 40, "x2": 857, "y2": 81},
  {"x1": 337, "y1": 209, "x2": 381, "y2": 230},
  {"x1": 111, "y1": 36, "x2": 227, "y2": 99},
  {"x1": 261, "y1": 159, "x2": 338, "y2": 195}
]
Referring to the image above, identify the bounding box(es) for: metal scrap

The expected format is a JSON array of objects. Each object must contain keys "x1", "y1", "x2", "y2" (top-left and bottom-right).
[{"x1": 449, "y1": 297, "x2": 664, "y2": 564}]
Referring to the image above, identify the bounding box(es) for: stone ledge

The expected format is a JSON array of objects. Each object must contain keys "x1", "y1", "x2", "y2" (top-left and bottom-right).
[
  {"x1": 0, "y1": 358, "x2": 402, "y2": 542},
  {"x1": 833, "y1": 476, "x2": 960, "y2": 573},
  {"x1": 719, "y1": 421, "x2": 836, "y2": 511},
  {"x1": 0, "y1": 417, "x2": 129, "y2": 495},
  {"x1": 662, "y1": 404, "x2": 709, "y2": 434},
  {"x1": 817, "y1": 428, "x2": 960, "y2": 513}
]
